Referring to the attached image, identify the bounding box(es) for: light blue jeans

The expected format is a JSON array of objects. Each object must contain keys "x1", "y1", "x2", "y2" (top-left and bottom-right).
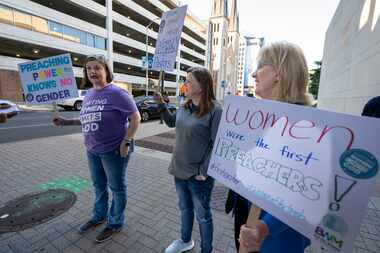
[
  {"x1": 175, "y1": 176, "x2": 214, "y2": 253},
  {"x1": 86, "y1": 146, "x2": 132, "y2": 229}
]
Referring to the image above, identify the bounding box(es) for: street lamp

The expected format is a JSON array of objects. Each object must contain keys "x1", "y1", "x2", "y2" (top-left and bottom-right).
[
  {"x1": 145, "y1": 18, "x2": 160, "y2": 96},
  {"x1": 245, "y1": 36, "x2": 265, "y2": 47}
]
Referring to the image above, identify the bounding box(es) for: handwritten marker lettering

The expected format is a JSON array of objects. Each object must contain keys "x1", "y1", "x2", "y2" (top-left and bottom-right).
[
  {"x1": 329, "y1": 175, "x2": 357, "y2": 212},
  {"x1": 225, "y1": 103, "x2": 355, "y2": 150}
]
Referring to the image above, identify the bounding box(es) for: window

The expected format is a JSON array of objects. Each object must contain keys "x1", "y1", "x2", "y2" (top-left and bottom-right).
[
  {"x1": 49, "y1": 21, "x2": 63, "y2": 38},
  {"x1": 0, "y1": 5, "x2": 13, "y2": 25},
  {"x1": 32, "y1": 16, "x2": 48, "y2": 34},
  {"x1": 63, "y1": 26, "x2": 85, "y2": 43},
  {"x1": 0, "y1": 5, "x2": 103, "y2": 50},
  {"x1": 95, "y1": 36, "x2": 106, "y2": 50},
  {"x1": 217, "y1": 23, "x2": 219, "y2": 32},
  {"x1": 14, "y1": 10, "x2": 31, "y2": 30},
  {"x1": 79, "y1": 31, "x2": 87, "y2": 44},
  {"x1": 86, "y1": 33, "x2": 95, "y2": 47}
]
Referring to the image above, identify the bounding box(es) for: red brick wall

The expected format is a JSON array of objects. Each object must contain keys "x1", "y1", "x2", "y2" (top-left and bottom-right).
[{"x1": 0, "y1": 69, "x2": 23, "y2": 102}]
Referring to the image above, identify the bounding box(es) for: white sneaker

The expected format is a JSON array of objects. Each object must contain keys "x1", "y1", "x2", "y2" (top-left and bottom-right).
[{"x1": 164, "y1": 239, "x2": 195, "y2": 253}]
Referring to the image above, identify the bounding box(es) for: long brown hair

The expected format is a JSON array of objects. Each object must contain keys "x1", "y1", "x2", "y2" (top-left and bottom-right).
[
  {"x1": 81, "y1": 55, "x2": 113, "y2": 88},
  {"x1": 184, "y1": 67, "x2": 216, "y2": 117}
]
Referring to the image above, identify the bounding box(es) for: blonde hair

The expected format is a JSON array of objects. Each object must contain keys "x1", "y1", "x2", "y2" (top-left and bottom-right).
[{"x1": 257, "y1": 41, "x2": 314, "y2": 105}]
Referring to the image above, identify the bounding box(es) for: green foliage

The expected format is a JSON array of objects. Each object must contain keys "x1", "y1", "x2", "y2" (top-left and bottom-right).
[{"x1": 309, "y1": 61, "x2": 322, "y2": 99}]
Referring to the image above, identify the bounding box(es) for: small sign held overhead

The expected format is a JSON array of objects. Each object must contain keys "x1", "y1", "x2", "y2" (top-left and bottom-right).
[{"x1": 152, "y1": 5, "x2": 188, "y2": 72}]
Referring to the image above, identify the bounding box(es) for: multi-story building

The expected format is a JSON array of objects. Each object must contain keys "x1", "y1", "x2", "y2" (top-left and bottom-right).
[
  {"x1": 236, "y1": 35, "x2": 264, "y2": 96},
  {"x1": 318, "y1": 0, "x2": 380, "y2": 115},
  {"x1": 208, "y1": 0, "x2": 240, "y2": 100},
  {"x1": 0, "y1": 0, "x2": 207, "y2": 101},
  {"x1": 236, "y1": 37, "x2": 246, "y2": 95}
]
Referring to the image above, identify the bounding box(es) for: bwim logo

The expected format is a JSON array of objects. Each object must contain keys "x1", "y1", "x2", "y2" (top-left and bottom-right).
[
  {"x1": 314, "y1": 226, "x2": 344, "y2": 250},
  {"x1": 25, "y1": 93, "x2": 34, "y2": 102}
]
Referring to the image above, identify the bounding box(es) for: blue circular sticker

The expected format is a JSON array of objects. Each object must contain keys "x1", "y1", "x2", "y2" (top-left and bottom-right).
[
  {"x1": 340, "y1": 149, "x2": 379, "y2": 179},
  {"x1": 25, "y1": 93, "x2": 34, "y2": 102}
]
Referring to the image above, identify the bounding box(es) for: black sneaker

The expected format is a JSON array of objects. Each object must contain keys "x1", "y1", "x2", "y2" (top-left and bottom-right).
[
  {"x1": 95, "y1": 227, "x2": 122, "y2": 243},
  {"x1": 78, "y1": 219, "x2": 106, "y2": 234}
]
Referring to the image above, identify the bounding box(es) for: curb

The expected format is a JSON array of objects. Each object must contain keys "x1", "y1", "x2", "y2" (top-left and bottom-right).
[{"x1": 17, "y1": 104, "x2": 55, "y2": 112}]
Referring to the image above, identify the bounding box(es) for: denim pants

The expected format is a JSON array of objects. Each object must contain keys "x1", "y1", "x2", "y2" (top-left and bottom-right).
[
  {"x1": 174, "y1": 176, "x2": 214, "y2": 253},
  {"x1": 87, "y1": 147, "x2": 131, "y2": 229}
]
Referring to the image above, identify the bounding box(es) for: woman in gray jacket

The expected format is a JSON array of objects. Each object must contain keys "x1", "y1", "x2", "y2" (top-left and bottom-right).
[{"x1": 155, "y1": 67, "x2": 222, "y2": 253}]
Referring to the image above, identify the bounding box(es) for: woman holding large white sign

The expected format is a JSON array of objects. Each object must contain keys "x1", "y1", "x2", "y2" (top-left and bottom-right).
[
  {"x1": 155, "y1": 67, "x2": 222, "y2": 253},
  {"x1": 52, "y1": 55, "x2": 141, "y2": 243},
  {"x1": 237, "y1": 41, "x2": 314, "y2": 252}
]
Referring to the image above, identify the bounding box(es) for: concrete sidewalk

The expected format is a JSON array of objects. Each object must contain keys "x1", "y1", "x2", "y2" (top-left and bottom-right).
[{"x1": 0, "y1": 132, "x2": 379, "y2": 253}]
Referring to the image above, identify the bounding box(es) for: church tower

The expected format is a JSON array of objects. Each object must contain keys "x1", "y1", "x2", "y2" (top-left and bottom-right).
[
  {"x1": 212, "y1": 0, "x2": 228, "y2": 17},
  {"x1": 228, "y1": 0, "x2": 239, "y2": 33},
  {"x1": 226, "y1": 0, "x2": 240, "y2": 96},
  {"x1": 209, "y1": 0, "x2": 229, "y2": 100}
]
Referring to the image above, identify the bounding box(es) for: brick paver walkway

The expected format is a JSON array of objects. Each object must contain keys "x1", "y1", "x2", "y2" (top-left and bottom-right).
[{"x1": 0, "y1": 132, "x2": 379, "y2": 253}]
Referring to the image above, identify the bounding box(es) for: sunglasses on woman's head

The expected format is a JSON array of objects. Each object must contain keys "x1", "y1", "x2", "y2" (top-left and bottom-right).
[{"x1": 86, "y1": 54, "x2": 107, "y2": 62}]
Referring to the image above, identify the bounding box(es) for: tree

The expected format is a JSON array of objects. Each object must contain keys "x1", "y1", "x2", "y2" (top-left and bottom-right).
[{"x1": 309, "y1": 61, "x2": 322, "y2": 99}]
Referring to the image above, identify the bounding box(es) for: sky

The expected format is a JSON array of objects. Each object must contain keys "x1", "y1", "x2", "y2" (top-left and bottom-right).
[{"x1": 180, "y1": 0, "x2": 341, "y2": 68}]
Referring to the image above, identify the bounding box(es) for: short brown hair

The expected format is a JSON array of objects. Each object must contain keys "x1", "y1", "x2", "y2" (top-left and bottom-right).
[
  {"x1": 184, "y1": 67, "x2": 216, "y2": 117},
  {"x1": 81, "y1": 55, "x2": 113, "y2": 88}
]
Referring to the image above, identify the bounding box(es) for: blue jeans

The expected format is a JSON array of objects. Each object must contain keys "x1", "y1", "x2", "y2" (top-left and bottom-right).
[
  {"x1": 175, "y1": 176, "x2": 214, "y2": 253},
  {"x1": 87, "y1": 147, "x2": 132, "y2": 229}
]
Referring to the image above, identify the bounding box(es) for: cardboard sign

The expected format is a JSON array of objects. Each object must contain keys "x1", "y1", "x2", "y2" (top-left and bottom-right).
[
  {"x1": 152, "y1": 5, "x2": 187, "y2": 72},
  {"x1": 18, "y1": 53, "x2": 78, "y2": 105},
  {"x1": 208, "y1": 95, "x2": 380, "y2": 253}
]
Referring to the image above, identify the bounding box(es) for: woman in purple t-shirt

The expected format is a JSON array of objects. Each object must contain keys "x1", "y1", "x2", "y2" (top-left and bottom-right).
[{"x1": 53, "y1": 55, "x2": 141, "y2": 243}]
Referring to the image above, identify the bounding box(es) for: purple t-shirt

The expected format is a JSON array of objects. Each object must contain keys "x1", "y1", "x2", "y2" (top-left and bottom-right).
[{"x1": 80, "y1": 84, "x2": 138, "y2": 154}]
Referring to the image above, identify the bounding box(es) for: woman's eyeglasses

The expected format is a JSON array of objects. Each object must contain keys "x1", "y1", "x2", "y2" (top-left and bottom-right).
[
  {"x1": 251, "y1": 60, "x2": 273, "y2": 77},
  {"x1": 256, "y1": 60, "x2": 273, "y2": 70}
]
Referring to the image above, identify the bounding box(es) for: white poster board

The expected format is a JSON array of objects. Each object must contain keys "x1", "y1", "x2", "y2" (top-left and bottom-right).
[
  {"x1": 152, "y1": 5, "x2": 187, "y2": 72},
  {"x1": 208, "y1": 96, "x2": 380, "y2": 253},
  {"x1": 18, "y1": 53, "x2": 78, "y2": 105}
]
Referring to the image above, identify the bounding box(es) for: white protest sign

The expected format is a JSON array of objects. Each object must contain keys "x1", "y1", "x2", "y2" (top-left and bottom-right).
[
  {"x1": 208, "y1": 95, "x2": 380, "y2": 253},
  {"x1": 152, "y1": 5, "x2": 187, "y2": 72},
  {"x1": 18, "y1": 53, "x2": 78, "y2": 105}
]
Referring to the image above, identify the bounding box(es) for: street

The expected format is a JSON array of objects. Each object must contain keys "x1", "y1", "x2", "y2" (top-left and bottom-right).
[
  {"x1": 1, "y1": 111, "x2": 380, "y2": 253},
  {"x1": 0, "y1": 111, "x2": 165, "y2": 144},
  {"x1": 0, "y1": 111, "x2": 81, "y2": 144},
  {"x1": 0, "y1": 111, "x2": 237, "y2": 253}
]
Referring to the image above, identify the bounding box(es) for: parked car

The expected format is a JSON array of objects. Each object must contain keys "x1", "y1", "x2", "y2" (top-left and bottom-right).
[
  {"x1": 0, "y1": 99, "x2": 19, "y2": 115},
  {"x1": 57, "y1": 89, "x2": 87, "y2": 111},
  {"x1": 134, "y1": 95, "x2": 177, "y2": 122}
]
